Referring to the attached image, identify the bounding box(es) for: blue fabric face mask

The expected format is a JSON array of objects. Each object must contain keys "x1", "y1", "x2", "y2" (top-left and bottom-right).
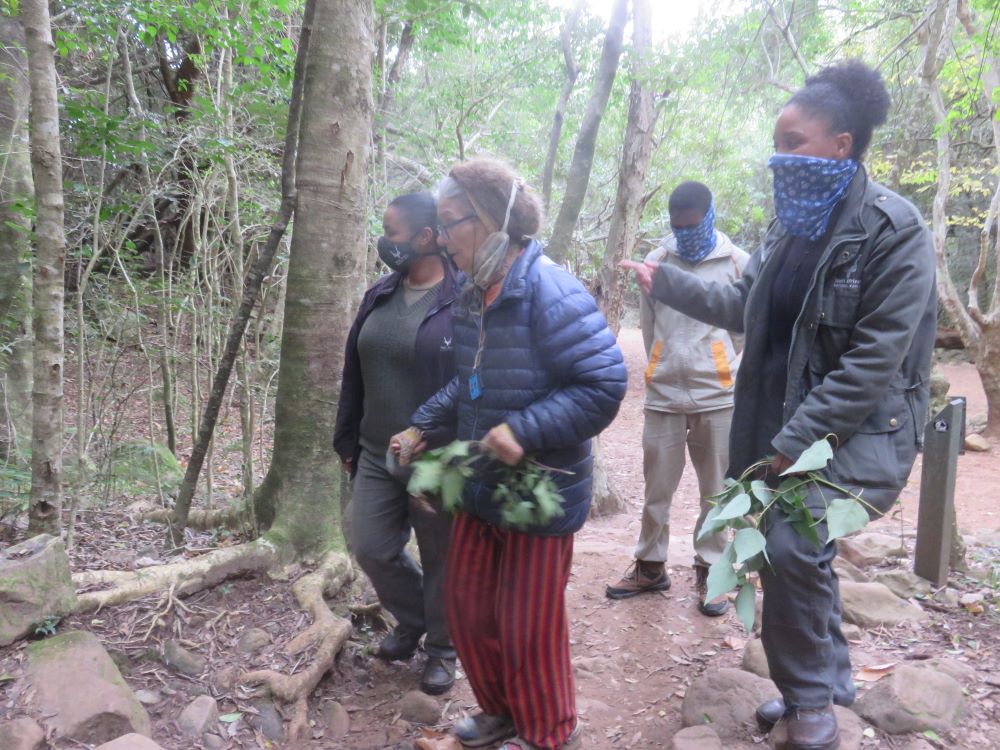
[
  {"x1": 768, "y1": 154, "x2": 858, "y2": 241},
  {"x1": 671, "y1": 199, "x2": 718, "y2": 264}
]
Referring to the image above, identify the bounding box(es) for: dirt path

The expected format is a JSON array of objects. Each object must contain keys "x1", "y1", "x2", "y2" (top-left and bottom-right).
[{"x1": 3, "y1": 329, "x2": 1000, "y2": 749}]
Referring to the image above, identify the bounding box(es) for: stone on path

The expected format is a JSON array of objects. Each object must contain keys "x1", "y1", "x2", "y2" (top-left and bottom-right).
[
  {"x1": 964, "y1": 433, "x2": 990, "y2": 452},
  {"x1": 770, "y1": 706, "x2": 865, "y2": 750},
  {"x1": 248, "y1": 700, "x2": 284, "y2": 741},
  {"x1": 833, "y1": 556, "x2": 869, "y2": 583},
  {"x1": 323, "y1": 701, "x2": 351, "y2": 738},
  {"x1": 0, "y1": 717, "x2": 45, "y2": 750},
  {"x1": 26, "y1": 630, "x2": 151, "y2": 744},
  {"x1": 837, "y1": 533, "x2": 906, "y2": 568},
  {"x1": 839, "y1": 581, "x2": 928, "y2": 628},
  {"x1": 680, "y1": 668, "x2": 780, "y2": 741},
  {"x1": 853, "y1": 663, "x2": 964, "y2": 734},
  {"x1": 907, "y1": 657, "x2": 977, "y2": 686},
  {"x1": 841, "y1": 623, "x2": 862, "y2": 641},
  {"x1": 671, "y1": 725, "x2": 723, "y2": 750},
  {"x1": 133, "y1": 689, "x2": 161, "y2": 706},
  {"x1": 202, "y1": 734, "x2": 227, "y2": 750},
  {"x1": 872, "y1": 569, "x2": 934, "y2": 600},
  {"x1": 399, "y1": 690, "x2": 442, "y2": 725},
  {"x1": 741, "y1": 638, "x2": 769, "y2": 679},
  {"x1": 95, "y1": 734, "x2": 165, "y2": 750},
  {"x1": 0, "y1": 534, "x2": 78, "y2": 646},
  {"x1": 236, "y1": 627, "x2": 271, "y2": 655},
  {"x1": 162, "y1": 640, "x2": 206, "y2": 676},
  {"x1": 177, "y1": 695, "x2": 219, "y2": 737}
]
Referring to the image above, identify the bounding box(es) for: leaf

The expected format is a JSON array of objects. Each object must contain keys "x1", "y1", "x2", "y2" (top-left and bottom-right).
[
  {"x1": 750, "y1": 480, "x2": 772, "y2": 504},
  {"x1": 781, "y1": 439, "x2": 833, "y2": 475},
  {"x1": 856, "y1": 663, "x2": 895, "y2": 683},
  {"x1": 923, "y1": 729, "x2": 941, "y2": 742},
  {"x1": 734, "y1": 583, "x2": 756, "y2": 632},
  {"x1": 733, "y1": 528, "x2": 767, "y2": 564},
  {"x1": 407, "y1": 461, "x2": 443, "y2": 495},
  {"x1": 696, "y1": 504, "x2": 725, "y2": 542},
  {"x1": 704, "y1": 559, "x2": 738, "y2": 603},
  {"x1": 824, "y1": 497, "x2": 869, "y2": 541},
  {"x1": 440, "y1": 469, "x2": 465, "y2": 512},
  {"x1": 438, "y1": 440, "x2": 472, "y2": 463},
  {"x1": 789, "y1": 512, "x2": 822, "y2": 548},
  {"x1": 219, "y1": 712, "x2": 243, "y2": 723},
  {"x1": 715, "y1": 493, "x2": 751, "y2": 521}
]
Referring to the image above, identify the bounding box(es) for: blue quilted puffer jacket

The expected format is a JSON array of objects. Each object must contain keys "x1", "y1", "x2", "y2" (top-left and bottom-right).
[{"x1": 411, "y1": 240, "x2": 628, "y2": 535}]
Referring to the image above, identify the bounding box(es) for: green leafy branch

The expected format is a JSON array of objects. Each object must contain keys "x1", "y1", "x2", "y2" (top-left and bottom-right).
[
  {"x1": 697, "y1": 439, "x2": 874, "y2": 632},
  {"x1": 407, "y1": 440, "x2": 567, "y2": 529}
]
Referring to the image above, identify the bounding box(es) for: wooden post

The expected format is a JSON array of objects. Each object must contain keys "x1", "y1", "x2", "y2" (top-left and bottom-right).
[{"x1": 914, "y1": 397, "x2": 965, "y2": 586}]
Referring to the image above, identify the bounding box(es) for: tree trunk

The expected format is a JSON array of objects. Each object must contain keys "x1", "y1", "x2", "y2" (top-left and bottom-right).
[
  {"x1": 252, "y1": 0, "x2": 373, "y2": 560},
  {"x1": 593, "y1": 0, "x2": 655, "y2": 337},
  {"x1": 0, "y1": 17, "x2": 33, "y2": 463},
  {"x1": 541, "y1": 1, "x2": 583, "y2": 213},
  {"x1": 168, "y1": 0, "x2": 317, "y2": 546},
  {"x1": 589, "y1": 0, "x2": 655, "y2": 518},
  {"x1": 22, "y1": 0, "x2": 65, "y2": 535},
  {"x1": 546, "y1": 0, "x2": 627, "y2": 265}
]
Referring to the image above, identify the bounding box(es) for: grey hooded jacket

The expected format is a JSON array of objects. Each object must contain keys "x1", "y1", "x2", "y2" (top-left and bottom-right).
[{"x1": 650, "y1": 169, "x2": 937, "y2": 513}]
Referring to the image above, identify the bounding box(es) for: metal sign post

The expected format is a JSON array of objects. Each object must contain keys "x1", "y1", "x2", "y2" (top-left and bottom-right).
[{"x1": 914, "y1": 397, "x2": 966, "y2": 586}]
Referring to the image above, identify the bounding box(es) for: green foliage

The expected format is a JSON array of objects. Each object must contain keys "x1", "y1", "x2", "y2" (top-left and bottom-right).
[
  {"x1": 699, "y1": 438, "x2": 874, "y2": 632},
  {"x1": 33, "y1": 615, "x2": 60, "y2": 638},
  {"x1": 0, "y1": 463, "x2": 30, "y2": 522},
  {"x1": 408, "y1": 440, "x2": 566, "y2": 529},
  {"x1": 108, "y1": 440, "x2": 182, "y2": 496}
]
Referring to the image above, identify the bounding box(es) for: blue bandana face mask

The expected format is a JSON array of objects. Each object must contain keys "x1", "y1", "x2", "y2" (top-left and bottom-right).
[
  {"x1": 671, "y1": 199, "x2": 718, "y2": 264},
  {"x1": 768, "y1": 154, "x2": 858, "y2": 241}
]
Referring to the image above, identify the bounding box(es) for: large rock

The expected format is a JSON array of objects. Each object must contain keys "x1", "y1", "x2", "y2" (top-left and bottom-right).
[
  {"x1": 95, "y1": 735, "x2": 165, "y2": 750},
  {"x1": 399, "y1": 690, "x2": 441, "y2": 725},
  {"x1": 964, "y1": 433, "x2": 990, "y2": 452},
  {"x1": 907, "y1": 657, "x2": 977, "y2": 686},
  {"x1": 839, "y1": 581, "x2": 928, "y2": 628},
  {"x1": 26, "y1": 630, "x2": 151, "y2": 744},
  {"x1": 771, "y1": 706, "x2": 865, "y2": 749},
  {"x1": 0, "y1": 717, "x2": 45, "y2": 750},
  {"x1": 323, "y1": 701, "x2": 350, "y2": 738},
  {"x1": 680, "y1": 668, "x2": 780, "y2": 741},
  {"x1": 833, "y1": 556, "x2": 869, "y2": 583},
  {"x1": 236, "y1": 627, "x2": 271, "y2": 655},
  {"x1": 671, "y1": 725, "x2": 723, "y2": 749},
  {"x1": 853, "y1": 664, "x2": 964, "y2": 734},
  {"x1": 0, "y1": 534, "x2": 78, "y2": 646},
  {"x1": 741, "y1": 638, "x2": 770, "y2": 678},
  {"x1": 872, "y1": 569, "x2": 934, "y2": 600},
  {"x1": 162, "y1": 640, "x2": 206, "y2": 676},
  {"x1": 837, "y1": 533, "x2": 906, "y2": 568}
]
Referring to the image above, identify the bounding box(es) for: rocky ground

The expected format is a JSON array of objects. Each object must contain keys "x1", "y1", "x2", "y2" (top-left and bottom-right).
[{"x1": 2, "y1": 329, "x2": 1000, "y2": 750}]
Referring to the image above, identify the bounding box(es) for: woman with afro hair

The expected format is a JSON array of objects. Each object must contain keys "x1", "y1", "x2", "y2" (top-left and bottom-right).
[{"x1": 625, "y1": 60, "x2": 936, "y2": 750}]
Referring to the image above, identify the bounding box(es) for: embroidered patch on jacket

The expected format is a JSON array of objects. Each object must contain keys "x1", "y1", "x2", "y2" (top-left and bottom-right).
[
  {"x1": 645, "y1": 341, "x2": 664, "y2": 385},
  {"x1": 711, "y1": 339, "x2": 734, "y2": 389}
]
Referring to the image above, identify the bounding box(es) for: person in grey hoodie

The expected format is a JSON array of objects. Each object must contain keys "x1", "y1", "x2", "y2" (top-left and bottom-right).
[
  {"x1": 623, "y1": 61, "x2": 936, "y2": 750},
  {"x1": 606, "y1": 182, "x2": 748, "y2": 617}
]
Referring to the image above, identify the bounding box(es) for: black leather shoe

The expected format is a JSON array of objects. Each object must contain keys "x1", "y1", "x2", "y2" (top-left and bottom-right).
[
  {"x1": 453, "y1": 712, "x2": 516, "y2": 747},
  {"x1": 420, "y1": 656, "x2": 456, "y2": 695},
  {"x1": 756, "y1": 697, "x2": 787, "y2": 732},
  {"x1": 375, "y1": 628, "x2": 421, "y2": 661},
  {"x1": 695, "y1": 565, "x2": 729, "y2": 617},
  {"x1": 785, "y1": 704, "x2": 840, "y2": 750}
]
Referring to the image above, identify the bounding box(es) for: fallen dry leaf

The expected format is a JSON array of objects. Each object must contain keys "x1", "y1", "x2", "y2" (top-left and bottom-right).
[
  {"x1": 414, "y1": 728, "x2": 464, "y2": 750},
  {"x1": 855, "y1": 663, "x2": 896, "y2": 683}
]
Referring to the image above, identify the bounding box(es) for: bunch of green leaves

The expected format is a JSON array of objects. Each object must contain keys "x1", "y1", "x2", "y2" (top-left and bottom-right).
[
  {"x1": 407, "y1": 440, "x2": 566, "y2": 529},
  {"x1": 697, "y1": 439, "x2": 872, "y2": 632}
]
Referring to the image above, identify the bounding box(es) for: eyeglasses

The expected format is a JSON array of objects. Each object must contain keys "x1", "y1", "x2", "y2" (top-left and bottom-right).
[{"x1": 437, "y1": 213, "x2": 478, "y2": 240}]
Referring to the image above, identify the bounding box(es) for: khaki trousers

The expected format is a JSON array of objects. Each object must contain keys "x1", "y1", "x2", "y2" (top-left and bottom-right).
[{"x1": 634, "y1": 407, "x2": 732, "y2": 566}]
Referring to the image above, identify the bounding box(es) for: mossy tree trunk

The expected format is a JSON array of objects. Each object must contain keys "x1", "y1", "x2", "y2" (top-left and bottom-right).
[
  {"x1": 0, "y1": 17, "x2": 33, "y2": 463},
  {"x1": 253, "y1": 0, "x2": 374, "y2": 560}
]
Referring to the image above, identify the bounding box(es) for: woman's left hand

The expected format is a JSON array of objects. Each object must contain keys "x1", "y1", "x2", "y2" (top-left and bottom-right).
[{"x1": 481, "y1": 423, "x2": 524, "y2": 466}]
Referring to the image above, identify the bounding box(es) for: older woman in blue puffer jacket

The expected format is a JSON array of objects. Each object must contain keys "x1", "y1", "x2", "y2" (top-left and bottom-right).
[{"x1": 392, "y1": 158, "x2": 626, "y2": 750}]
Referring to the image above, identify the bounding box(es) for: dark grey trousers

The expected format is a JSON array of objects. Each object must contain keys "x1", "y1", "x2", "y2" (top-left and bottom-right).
[
  {"x1": 759, "y1": 505, "x2": 855, "y2": 710},
  {"x1": 350, "y1": 449, "x2": 455, "y2": 659}
]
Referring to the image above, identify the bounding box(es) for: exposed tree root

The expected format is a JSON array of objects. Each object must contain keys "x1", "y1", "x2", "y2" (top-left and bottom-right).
[
  {"x1": 72, "y1": 538, "x2": 279, "y2": 611},
  {"x1": 138, "y1": 505, "x2": 251, "y2": 531},
  {"x1": 241, "y1": 551, "x2": 354, "y2": 743}
]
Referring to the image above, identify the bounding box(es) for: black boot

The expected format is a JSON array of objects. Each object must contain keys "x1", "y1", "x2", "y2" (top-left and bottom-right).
[
  {"x1": 756, "y1": 697, "x2": 787, "y2": 732},
  {"x1": 375, "y1": 627, "x2": 422, "y2": 661},
  {"x1": 420, "y1": 656, "x2": 456, "y2": 695},
  {"x1": 785, "y1": 705, "x2": 839, "y2": 750}
]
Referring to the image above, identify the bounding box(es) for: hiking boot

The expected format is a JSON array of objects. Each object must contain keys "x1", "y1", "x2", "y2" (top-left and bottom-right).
[
  {"x1": 420, "y1": 656, "x2": 456, "y2": 695},
  {"x1": 374, "y1": 627, "x2": 421, "y2": 661},
  {"x1": 756, "y1": 697, "x2": 787, "y2": 732},
  {"x1": 453, "y1": 712, "x2": 516, "y2": 748},
  {"x1": 695, "y1": 564, "x2": 729, "y2": 617},
  {"x1": 606, "y1": 561, "x2": 670, "y2": 600},
  {"x1": 784, "y1": 704, "x2": 839, "y2": 750}
]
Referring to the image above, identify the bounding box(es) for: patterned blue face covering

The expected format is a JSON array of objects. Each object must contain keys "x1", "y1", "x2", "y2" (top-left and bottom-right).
[
  {"x1": 768, "y1": 154, "x2": 859, "y2": 240},
  {"x1": 671, "y1": 199, "x2": 718, "y2": 264}
]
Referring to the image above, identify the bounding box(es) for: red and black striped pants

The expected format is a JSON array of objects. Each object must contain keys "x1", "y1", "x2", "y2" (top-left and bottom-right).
[{"x1": 446, "y1": 512, "x2": 577, "y2": 749}]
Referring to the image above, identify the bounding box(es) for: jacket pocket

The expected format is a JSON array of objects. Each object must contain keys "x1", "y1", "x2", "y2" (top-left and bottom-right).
[
  {"x1": 710, "y1": 338, "x2": 734, "y2": 389},
  {"x1": 645, "y1": 340, "x2": 664, "y2": 386}
]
